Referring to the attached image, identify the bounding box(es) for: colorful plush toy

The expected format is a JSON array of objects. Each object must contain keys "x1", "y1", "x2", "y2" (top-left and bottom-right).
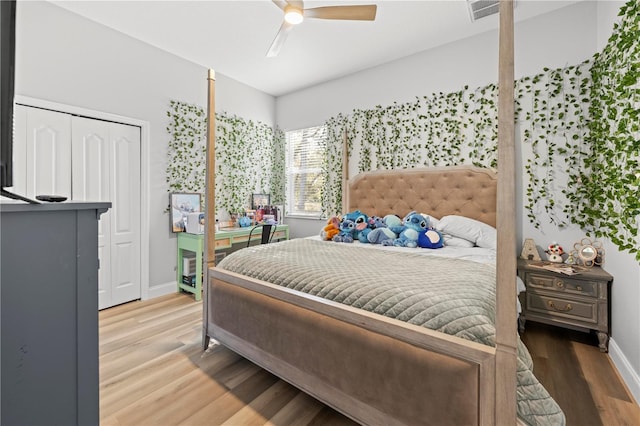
[
  {"x1": 367, "y1": 214, "x2": 401, "y2": 244},
  {"x1": 418, "y1": 228, "x2": 444, "y2": 249},
  {"x1": 332, "y1": 218, "x2": 356, "y2": 243},
  {"x1": 545, "y1": 243, "x2": 564, "y2": 263},
  {"x1": 320, "y1": 216, "x2": 341, "y2": 241},
  {"x1": 385, "y1": 211, "x2": 428, "y2": 248},
  {"x1": 343, "y1": 210, "x2": 371, "y2": 243}
]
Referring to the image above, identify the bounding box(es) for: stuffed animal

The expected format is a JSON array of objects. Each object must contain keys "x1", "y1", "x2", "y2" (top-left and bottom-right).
[
  {"x1": 343, "y1": 210, "x2": 371, "y2": 243},
  {"x1": 417, "y1": 228, "x2": 444, "y2": 249},
  {"x1": 545, "y1": 243, "x2": 564, "y2": 263},
  {"x1": 332, "y1": 218, "x2": 356, "y2": 243},
  {"x1": 385, "y1": 211, "x2": 428, "y2": 248},
  {"x1": 367, "y1": 214, "x2": 401, "y2": 244},
  {"x1": 320, "y1": 216, "x2": 341, "y2": 241}
]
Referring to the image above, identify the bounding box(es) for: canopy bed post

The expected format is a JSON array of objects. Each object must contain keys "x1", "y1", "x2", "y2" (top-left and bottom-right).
[
  {"x1": 495, "y1": 0, "x2": 517, "y2": 423},
  {"x1": 342, "y1": 129, "x2": 349, "y2": 214},
  {"x1": 203, "y1": 68, "x2": 216, "y2": 350}
]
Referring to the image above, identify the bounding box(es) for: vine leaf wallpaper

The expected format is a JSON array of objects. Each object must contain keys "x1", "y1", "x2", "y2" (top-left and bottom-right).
[
  {"x1": 565, "y1": 0, "x2": 639, "y2": 260},
  {"x1": 166, "y1": 100, "x2": 284, "y2": 216},
  {"x1": 320, "y1": 0, "x2": 638, "y2": 260}
]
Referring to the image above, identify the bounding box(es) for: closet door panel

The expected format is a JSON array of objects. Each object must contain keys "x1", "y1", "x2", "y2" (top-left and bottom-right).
[
  {"x1": 109, "y1": 123, "x2": 141, "y2": 307},
  {"x1": 72, "y1": 117, "x2": 113, "y2": 309},
  {"x1": 24, "y1": 108, "x2": 71, "y2": 198},
  {"x1": 9, "y1": 105, "x2": 28, "y2": 195},
  {"x1": 71, "y1": 117, "x2": 110, "y2": 202}
]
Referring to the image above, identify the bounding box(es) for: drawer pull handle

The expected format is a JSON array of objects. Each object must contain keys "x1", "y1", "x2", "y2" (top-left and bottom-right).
[
  {"x1": 576, "y1": 285, "x2": 583, "y2": 291},
  {"x1": 548, "y1": 301, "x2": 572, "y2": 311},
  {"x1": 556, "y1": 281, "x2": 564, "y2": 288}
]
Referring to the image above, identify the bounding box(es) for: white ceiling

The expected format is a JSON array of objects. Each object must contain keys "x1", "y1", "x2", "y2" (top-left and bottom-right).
[{"x1": 50, "y1": 0, "x2": 580, "y2": 97}]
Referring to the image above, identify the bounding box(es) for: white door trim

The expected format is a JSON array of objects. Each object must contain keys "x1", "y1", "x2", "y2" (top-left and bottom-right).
[{"x1": 16, "y1": 95, "x2": 151, "y2": 301}]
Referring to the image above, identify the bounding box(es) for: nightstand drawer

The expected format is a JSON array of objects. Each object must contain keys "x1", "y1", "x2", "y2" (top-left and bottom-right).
[
  {"x1": 526, "y1": 292, "x2": 597, "y2": 323},
  {"x1": 528, "y1": 273, "x2": 598, "y2": 297}
]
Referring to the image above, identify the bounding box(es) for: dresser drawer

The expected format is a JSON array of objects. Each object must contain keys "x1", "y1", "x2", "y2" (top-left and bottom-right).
[
  {"x1": 526, "y1": 291, "x2": 597, "y2": 324},
  {"x1": 527, "y1": 273, "x2": 598, "y2": 297}
]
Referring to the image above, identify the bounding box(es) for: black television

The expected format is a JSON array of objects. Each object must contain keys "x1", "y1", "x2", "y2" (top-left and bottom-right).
[{"x1": 1, "y1": 0, "x2": 36, "y2": 203}]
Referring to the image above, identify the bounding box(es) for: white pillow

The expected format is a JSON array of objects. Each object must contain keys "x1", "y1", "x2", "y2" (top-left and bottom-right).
[
  {"x1": 443, "y1": 234, "x2": 475, "y2": 248},
  {"x1": 436, "y1": 215, "x2": 497, "y2": 249},
  {"x1": 419, "y1": 213, "x2": 440, "y2": 229}
]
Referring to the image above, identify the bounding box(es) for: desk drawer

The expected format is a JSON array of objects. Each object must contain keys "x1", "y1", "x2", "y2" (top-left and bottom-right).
[
  {"x1": 273, "y1": 230, "x2": 287, "y2": 240},
  {"x1": 526, "y1": 291, "x2": 597, "y2": 324},
  {"x1": 215, "y1": 237, "x2": 232, "y2": 249},
  {"x1": 527, "y1": 273, "x2": 598, "y2": 297}
]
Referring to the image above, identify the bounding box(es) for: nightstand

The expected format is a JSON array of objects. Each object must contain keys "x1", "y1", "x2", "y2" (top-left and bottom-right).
[{"x1": 517, "y1": 258, "x2": 613, "y2": 352}]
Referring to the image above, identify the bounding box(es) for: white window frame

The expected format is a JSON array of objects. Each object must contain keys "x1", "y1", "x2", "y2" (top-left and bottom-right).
[{"x1": 285, "y1": 126, "x2": 326, "y2": 218}]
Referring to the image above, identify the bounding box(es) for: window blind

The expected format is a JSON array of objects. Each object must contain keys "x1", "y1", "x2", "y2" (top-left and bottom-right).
[{"x1": 286, "y1": 126, "x2": 326, "y2": 216}]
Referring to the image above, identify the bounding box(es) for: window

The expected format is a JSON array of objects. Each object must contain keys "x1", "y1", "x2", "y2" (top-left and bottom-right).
[{"x1": 286, "y1": 126, "x2": 326, "y2": 217}]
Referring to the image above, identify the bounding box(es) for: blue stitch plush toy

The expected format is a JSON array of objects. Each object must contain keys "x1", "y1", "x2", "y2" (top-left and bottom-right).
[
  {"x1": 343, "y1": 210, "x2": 371, "y2": 243},
  {"x1": 367, "y1": 214, "x2": 401, "y2": 244},
  {"x1": 417, "y1": 228, "x2": 444, "y2": 249},
  {"x1": 332, "y1": 218, "x2": 356, "y2": 243},
  {"x1": 384, "y1": 211, "x2": 428, "y2": 248}
]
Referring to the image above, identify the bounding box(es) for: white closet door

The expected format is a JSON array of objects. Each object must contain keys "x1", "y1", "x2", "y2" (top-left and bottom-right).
[
  {"x1": 17, "y1": 106, "x2": 72, "y2": 199},
  {"x1": 15, "y1": 106, "x2": 141, "y2": 310},
  {"x1": 108, "y1": 123, "x2": 141, "y2": 308},
  {"x1": 71, "y1": 117, "x2": 113, "y2": 309}
]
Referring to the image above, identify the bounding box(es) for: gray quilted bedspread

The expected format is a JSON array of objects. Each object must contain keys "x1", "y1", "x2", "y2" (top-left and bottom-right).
[{"x1": 217, "y1": 238, "x2": 565, "y2": 425}]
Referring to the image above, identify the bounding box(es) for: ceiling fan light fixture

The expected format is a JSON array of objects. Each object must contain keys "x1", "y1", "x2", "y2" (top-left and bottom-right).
[{"x1": 284, "y1": 6, "x2": 303, "y2": 25}]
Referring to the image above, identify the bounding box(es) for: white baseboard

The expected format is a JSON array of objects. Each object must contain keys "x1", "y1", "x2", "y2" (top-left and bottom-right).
[
  {"x1": 146, "y1": 281, "x2": 179, "y2": 300},
  {"x1": 609, "y1": 338, "x2": 640, "y2": 405}
]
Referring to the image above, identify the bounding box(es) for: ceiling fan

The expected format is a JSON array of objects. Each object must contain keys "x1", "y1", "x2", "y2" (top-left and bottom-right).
[{"x1": 267, "y1": 0, "x2": 377, "y2": 57}]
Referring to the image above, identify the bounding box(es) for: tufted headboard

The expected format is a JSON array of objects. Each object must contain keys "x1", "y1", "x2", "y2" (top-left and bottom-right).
[{"x1": 347, "y1": 166, "x2": 497, "y2": 227}]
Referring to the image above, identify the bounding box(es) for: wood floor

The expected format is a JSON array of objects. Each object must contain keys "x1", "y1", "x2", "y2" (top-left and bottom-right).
[{"x1": 100, "y1": 293, "x2": 639, "y2": 426}]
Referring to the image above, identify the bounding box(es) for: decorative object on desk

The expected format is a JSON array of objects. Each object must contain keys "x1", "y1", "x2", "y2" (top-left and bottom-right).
[
  {"x1": 251, "y1": 193, "x2": 270, "y2": 210},
  {"x1": 170, "y1": 193, "x2": 201, "y2": 233},
  {"x1": 185, "y1": 212, "x2": 205, "y2": 234},
  {"x1": 544, "y1": 242, "x2": 564, "y2": 263},
  {"x1": 520, "y1": 238, "x2": 541, "y2": 261},
  {"x1": 238, "y1": 215, "x2": 252, "y2": 227},
  {"x1": 572, "y1": 237, "x2": 604, "y2": 267},
  {"x1": 263, "y1": 214, "x2": 276, "y2": 225}
]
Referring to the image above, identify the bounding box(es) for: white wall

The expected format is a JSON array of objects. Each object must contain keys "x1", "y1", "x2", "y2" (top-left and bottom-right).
[
  {"x1": 276, "y1": 0, "x2": 639, "y2": 400},
  {"x1": 15, "y1": 1, "x2": 275, "y2": 297}
]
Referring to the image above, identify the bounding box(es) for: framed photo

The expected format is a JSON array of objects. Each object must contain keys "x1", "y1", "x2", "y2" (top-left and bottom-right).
[
  {"x1": 251, "y1": 193, "x2": 270, "y2": 210},
  {"x1": 170, "y1": 192, "x2": 201, "y2": 233}
]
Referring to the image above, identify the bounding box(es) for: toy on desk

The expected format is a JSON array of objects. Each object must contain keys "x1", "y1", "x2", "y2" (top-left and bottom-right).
[{"x1": 545, "y1": 243, "x2": 564, "y2": 263}]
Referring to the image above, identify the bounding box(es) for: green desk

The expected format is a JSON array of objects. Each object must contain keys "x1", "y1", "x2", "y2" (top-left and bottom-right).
[{"x1": 177, "y1": 224, "x2": 289, "y2": 300}]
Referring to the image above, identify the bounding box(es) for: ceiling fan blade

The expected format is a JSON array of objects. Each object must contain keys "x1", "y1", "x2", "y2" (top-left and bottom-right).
[
  {"x1": 271, "y1": 0, "x2": 288, "y2": 11},
  {"x1": 288, "y1": 0, "x2": 304, "y2": 9},
  {"x1": 304, "y1": 5, "x2": 377, "y2": 21},
  {"x1": 266, "y1": 21, "x2": 294, "y2": 58}
]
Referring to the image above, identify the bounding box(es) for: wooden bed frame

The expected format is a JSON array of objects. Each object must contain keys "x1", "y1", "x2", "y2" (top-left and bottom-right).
[{"x1": 202, "y1": 2, "x2": 517, "y2": 424}]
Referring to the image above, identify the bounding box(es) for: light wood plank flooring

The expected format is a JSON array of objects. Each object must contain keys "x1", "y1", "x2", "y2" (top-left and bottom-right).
[{"x1": 100, "y1": 293, "x2": 639, "y2": 425}]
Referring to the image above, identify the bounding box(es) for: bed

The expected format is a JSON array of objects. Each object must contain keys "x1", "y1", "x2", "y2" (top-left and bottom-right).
[
  {"x1": 201, "y1": 2, "x2": 560, "y2": 425},
  {"x1": 203, "y1": 166, "x2": 563, "y2": 425}
]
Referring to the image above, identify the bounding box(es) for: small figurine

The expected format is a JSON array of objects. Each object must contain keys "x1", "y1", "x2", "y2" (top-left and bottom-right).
[
  {"x1": 564, "y1": 251, "x2": 576, "y2": 265},
  {"x1": 545, "y1": 243, "x2": 564, "y2": 263}
]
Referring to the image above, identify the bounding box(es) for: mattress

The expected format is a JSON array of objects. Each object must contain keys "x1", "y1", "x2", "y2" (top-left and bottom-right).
[{"x1": 217, "y1": 238, "x2": 565, "y2": 425}]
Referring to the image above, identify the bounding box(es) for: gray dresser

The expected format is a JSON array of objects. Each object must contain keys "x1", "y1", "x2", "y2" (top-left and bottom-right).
[{"x1": 1, "y1": 201, "x2": 110, "y2": 425}]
